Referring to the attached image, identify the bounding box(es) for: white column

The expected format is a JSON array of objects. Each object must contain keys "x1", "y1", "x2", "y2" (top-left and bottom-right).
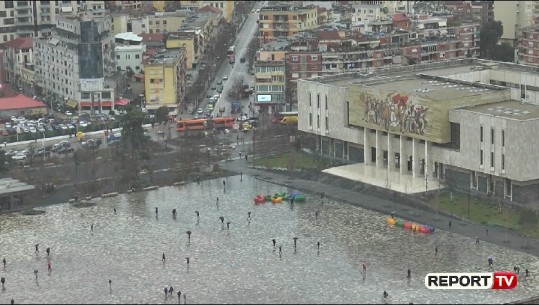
[
  {"x1": 412, "y1": 138, "x2": 417, "y2": 178},
  {"x1": 375, "y1": 130, "x2": 382, "y2": 168},
  {"x1": 399, "y1": 135, "x2": 404, "y2": 174},
  {"x1": 387, "y1": 132, "x2": 393, "y2": 170},
  {"x1": 364, "y1": 128, "x2": 371, "y2": 165}
]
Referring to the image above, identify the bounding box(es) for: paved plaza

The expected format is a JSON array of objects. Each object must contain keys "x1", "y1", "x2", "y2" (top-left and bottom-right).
[{"x1": 0, "y1": 176, "x2": 538, "y2": 304}]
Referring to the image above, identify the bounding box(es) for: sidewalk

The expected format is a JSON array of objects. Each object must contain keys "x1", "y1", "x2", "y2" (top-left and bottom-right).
[{"x1": 221, "y1": 157, "x2": 539, "y2": 257}]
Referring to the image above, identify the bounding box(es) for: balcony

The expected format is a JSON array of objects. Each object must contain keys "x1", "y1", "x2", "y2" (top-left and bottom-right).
[
  {"x1": 16, "y1": 10, "x2": 33, "y2": 18},
  {"x1": 16, "y1": 18, "x2": 33, "y2": 26},
  {"x1": 16, "y1": 1, "x2": 29, "y2": 7}
]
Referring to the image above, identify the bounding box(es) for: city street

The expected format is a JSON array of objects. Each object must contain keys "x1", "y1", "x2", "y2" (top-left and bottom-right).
[{"x1": 205, "y1": 2, "x2": 265, "y2": 118}]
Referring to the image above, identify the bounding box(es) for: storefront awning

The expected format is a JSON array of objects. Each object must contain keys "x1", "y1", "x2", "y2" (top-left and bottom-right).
[
  {"x1": 80, "y1": 101, "x2": 112, "y2": 107},
  {"x1": 114, "y1": 99, "x2": 130, "y2": 106},
  {"x1": 65, "y1": 99, "x2": 78, "y2": 108}
]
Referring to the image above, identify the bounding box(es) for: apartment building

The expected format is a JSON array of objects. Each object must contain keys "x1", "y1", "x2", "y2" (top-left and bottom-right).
[
  {"x1": 494, "y1": 1, "x2": 538, "y2": 46},
  {"x1": 285, "y1": 51, "x2": 322, "y2": 106},
  {"x1": 518, "y1": 26, "x2": 539, "y2": 66},
  {"x1": 33, "y1": 12, "x2": 115, "y2": 112},
  {"x1": 1, "y1": 37, "x2": 35, "y2": 96},
  {"x1": 143, "y1": 49, "x2": 187, "y2": 110},
  {"x1": 165, "y1": 12, "x2": 222, "y2": 69},
  {"x1": 0, "y1": 0, "x2": 106, "y2": 41},
  {"x1": 114, "y1": 32, "x2": 145, "y2": 74},
  {"x1": 254, "y1": 59, "x2": 287, "y2": 113},
  {"x1": 152, "y1": 1, "x2": 234, "y2": 23},
  {"x1": 258, "y1": 2, "x2": 319, "y2": 43},
  {"x1": 112, "y1": 10, "x2": 192, "y2": 36},
  {"x1": 166, "y1": 32, "x2": 197, "y2": 69},
  {"x1": 113, "y1": 1, "x2": 142, "y2": 10}
]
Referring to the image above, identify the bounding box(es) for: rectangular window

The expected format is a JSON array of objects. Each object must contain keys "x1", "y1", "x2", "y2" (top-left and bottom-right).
[
  {"x1": 317, "y1": 94, "x2": 320, "y2": 108},
  {"x1": 480, "y1": 126, "x2": 483, "y2": 142},
  {"x1": 325, "y1": 116, "x2": 329, "y2": 131},
  {"x1": 480, "y1": 149, "x2": 483, "y2": 165},
  {"x1": 491, "y1": 152, "x2": 494, "y2": 168},
  {"x1": 135, "y1": 54, "x2": 140, "y2": 59},
  {"x1": 502, "y1": 130, "x2": 505, "y2": 146},
  {"x1": 502, "y1": 154, "x2": 505, "y2": 170},
  {"x1": 491, "y1": 128, "x2": 494, "y2": 144},
  {"x1": 116, "y1": 55, "x2": 120, "y2": 59},
  {"x1": 309, "y1": 93, "x2": 312, "y2": 107},
  {"x1": 325, "y1": 95, "x2": 328, "y2": 110},
  {"x1": 309, "y1": 112, "x2": 312, "y2": 128},
  {"x1": 317, "y1": 114, "x2": 320, "y2": 129}
]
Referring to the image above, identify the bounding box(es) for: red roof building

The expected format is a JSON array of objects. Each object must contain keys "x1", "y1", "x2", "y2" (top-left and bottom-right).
[
  {"x1": 0, "y1": 84, "x2": 46, "y2": 116},
  {"x1": 2, "y1": 37, "x2": 33, "y2": 50},
  {"x1": 392, "y1": 13, "x2": 410, "y2": 30}
]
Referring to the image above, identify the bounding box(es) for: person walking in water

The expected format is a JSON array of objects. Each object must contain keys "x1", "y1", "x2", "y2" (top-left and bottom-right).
[
  {"x1": 46, "y1": 247, "x2": 51, "y2": 256},
  {"x1": 2, "y1": 258, "x2": 5, "y2": 268},
  {"x1": 272, "y1": 239, "x2": 276, "y2": 247},
  {"x1": 35, "y1": 244, "x2": 39, "y2": 253},
  {"x1": 362, "y1": 263, "x2": 367, "y2": 273},
  {"x1": 383, "y1": 291, "x2": 388, "y2": 298},
  {"x1": 169, "y1": 286, "x2": 174, "y2": 297},
  {"x1": 195, "y1": 211, "x2": 200, "y2": 220},
  {"x1": 164, "y1": 287, "x2": 168, "y2": 297},
  {"x1": 435, "y1": 246, "x2": 438, "y2": 255},
  {"x1": 155, "y1": 207, "x2": 159, "y2": 215},
  {"x1": 47, "y1": 261, "x2": 51, "y2": 272},
  {"x1": 526, "y1": 269, "x2": 529, "y2": 277},
  {"x1": 177, "y1": 291, "x2": 182, "y2": 302},
  {"x1": 91, "y1": 223, "x2": 94, "y2": 231},
  {"x1": 162, "y1": 253, "x2": 166, "y2": 262},
  {"x1": 448, "y1": 220, "x2": 452, "y2": 228},
  {"x1": 216, "y1": 197, "x2": 219, "y2": 209},
  {"x1": 476, "y1": 237, "x2": 480, "y2": 245},
  {"x1": 315, "y1": 211, "x2": 319, "y2": 219},
  {"x1": 109, "y1": 279, "x2": 112, "y2": 288},
  {"x1": 113, "y1": 208, "x2": 117, "y2": 214},
  {"x1": 185, "y1": 257, "x2": 190, "y2": 265},
  {"x1": 407, "y1": 269, "x2": 411, "y2": 278},
  {"x1": 183, "y1": 293, "x2": 186, "y2": 304}
]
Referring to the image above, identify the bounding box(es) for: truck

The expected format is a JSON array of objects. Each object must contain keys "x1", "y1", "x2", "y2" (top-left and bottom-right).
[
  {"x1": 231, "y1": 100, "x2": 241, "y2": 113},
  {"x1": 280, "y1": 116, "x2": 298, "y2": 125}
]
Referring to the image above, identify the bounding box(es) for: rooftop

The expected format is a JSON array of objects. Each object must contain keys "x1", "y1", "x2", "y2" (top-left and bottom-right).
[
  {"x1": 115, "y1": 45, "x2": 145, "y2": 51},
  {"x1": 180, "y1": 13, "x2": 214, "y2": 31},
  {"x1": 460, "y1": 100, "x2": 539, "y2": 121},
  {"x1": 115, "y1": 32, "x2": 143, "y2": 42},
  {"x1": 0, "y1": 84, "x2": 47, "y2": 110},
  {"x1": 144, "y1": 50, "x2": 183, "y2": 66},
  {"x1": 2, "y1": 37, "x2": 33, "y2": 50},
  {"x1": 140, "y1": 33, "x2": 165, "y2": 43},
  {"x1": 0, "y1": 178, "x2": 35, "y2": 197}
]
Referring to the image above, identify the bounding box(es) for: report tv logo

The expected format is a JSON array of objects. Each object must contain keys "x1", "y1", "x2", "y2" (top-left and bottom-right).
[{"x1": 425, "y1": 272, "x2": 518, "y2": 290}]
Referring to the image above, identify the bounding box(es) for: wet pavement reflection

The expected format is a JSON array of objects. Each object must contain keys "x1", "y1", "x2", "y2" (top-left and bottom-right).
[{"x1": 0, "y1": 175, "x2": 538, "y2": 304}]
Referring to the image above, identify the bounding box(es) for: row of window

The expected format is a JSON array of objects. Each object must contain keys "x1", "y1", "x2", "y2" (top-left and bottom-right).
[
  {"x1": 308, "y1": 93, "x2": 329, "y2": 132},
  {"x1": 479, "y1": 126, "x2": 505, "y2": 146},
  {"x1": 117, "y1": 65, "x2": 140, "y2": 71},
  {"x1": 255, "y1": 66, "x2": 285, "y2": 73},
  {"x1": 256, "y1": 85, "x2": 284, "y2": 92},
  {"x1": 115, "y1": 54, "x2": 140, "y2": 60},
  {"x1": 479, "y1": 149, "x2": 505, "y2": 170}
]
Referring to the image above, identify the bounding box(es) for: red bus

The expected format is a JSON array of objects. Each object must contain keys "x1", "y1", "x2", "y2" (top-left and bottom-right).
[
  {"x1": 176, "y1": 116, "x2": 235, "y2": 132},
  {"x1": 176, "y1": 119, "x2": 207, "y2": 132},
  {"x1": 211, "y1": 116, "x2": 235, "y2": 130}
]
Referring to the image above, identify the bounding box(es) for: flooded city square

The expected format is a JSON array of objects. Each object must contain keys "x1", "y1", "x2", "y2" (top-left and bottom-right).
[{"x1": 0, "y1": 175, "x2": 538, "y2": 304}]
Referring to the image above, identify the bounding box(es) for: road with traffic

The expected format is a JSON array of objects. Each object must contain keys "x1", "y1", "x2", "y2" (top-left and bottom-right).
[{"x1": 206, "y1": 1, "x2": 265, "y2": 118}]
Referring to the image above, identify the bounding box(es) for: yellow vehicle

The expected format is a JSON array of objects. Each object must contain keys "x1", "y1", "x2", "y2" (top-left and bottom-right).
[
  {"x1": 280, "y1": 115, "x2": 298, "y2": 125},
  {"x1": 207, "y1": 104, "x2": 214, "y2": 111},
  {"x1": 241, "y1": 122, "x2": 253, "y2": 130}
]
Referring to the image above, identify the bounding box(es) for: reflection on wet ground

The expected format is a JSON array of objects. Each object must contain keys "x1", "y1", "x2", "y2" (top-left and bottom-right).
[{"x1": 0, "y1": 175, "x2": 537, "y2": 304}]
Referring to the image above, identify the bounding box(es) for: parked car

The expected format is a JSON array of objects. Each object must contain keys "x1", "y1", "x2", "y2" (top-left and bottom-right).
[
  {"x1": 222, "y1": 76, "x2": 228, "y2": 81},
  {"x1": 57, "y1": 147, "x2": 74, "y2": 154},
  {"x1": 240, "y1": 57, "x2": 246, "y2": 63},
  {"x1": 12, "y1": 154, "x2": 27, "y2": 160},
  {"x1": 197, "y1": 108, "x2": 204, "y2": 114},
  {"x1": 37, "y1": 126, "x2": 45, "y2": 133},
  {"x1": 65, "y1": 111, "x2": 73, "y2": 116}
]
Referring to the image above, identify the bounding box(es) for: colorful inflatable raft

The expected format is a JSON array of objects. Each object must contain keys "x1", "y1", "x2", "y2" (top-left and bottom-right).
[
  {"x1": 253, "y1": 195, "x2": 265, "y2": 204},
  {"x1": 386, "y1": 217, "x2": 435, "y2": 234},
  {"x1": 287, "y1": 191, "x2": 306, "y2": 202},
  {"x1": 271, "y1": 196, "x2": 283, "y2": 203}
]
